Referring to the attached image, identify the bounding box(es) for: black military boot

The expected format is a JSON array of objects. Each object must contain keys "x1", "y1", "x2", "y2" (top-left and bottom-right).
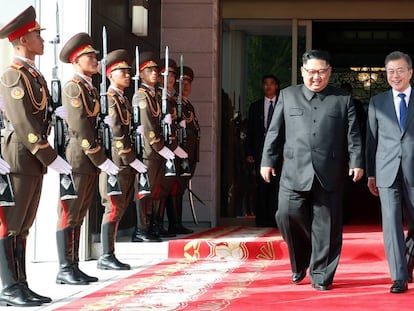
[
  {"x1": 0, "y1": 236, "x2": 41, "y2": 307},
  {"x1": 56, "y1": 227, "x2": 89, "y2": 285},
  {"x1": 15, "y1": 235, "x2": 51, "y2": 303},
  {"x1": 97, "y1": 222, "x2": 130, "y2": 270},
  {"x1": 132, "y1": 198, "x2": 162, "y2": 242},
  {"x1": 168, "y1": 195, "x2": 194, "y2": 234},
  {"x1": 73, "y1": 226, "x2": 98, "y2": 282},
  {"x1": 152, "y1": 198, "x2": 176, "y2": 238}
]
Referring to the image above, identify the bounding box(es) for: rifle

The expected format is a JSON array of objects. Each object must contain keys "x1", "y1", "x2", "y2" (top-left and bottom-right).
[
  {"x1": 176, "y1": 54, "x2": 191, "y2": 177},
  {"x1": 99, "y1": 26, "x2": 121, "y2": 196},
  {"x1": 131, "y1": 46, "x2": 150, "y2": 196},
  {"x1": 161, "y1": 46, "x2": 176, "y2": 176},
  {"x1": 50, "y1": 1, "x2": 77, "y2": 200},
  {"x1": 0, "y1": 111, "x2": 15, "y2": 207}
]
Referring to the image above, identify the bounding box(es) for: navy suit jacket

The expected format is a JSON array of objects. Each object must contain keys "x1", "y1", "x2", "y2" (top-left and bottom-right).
[{"x1": 366, "y1": 89, "x2": 414, "y2": 187}]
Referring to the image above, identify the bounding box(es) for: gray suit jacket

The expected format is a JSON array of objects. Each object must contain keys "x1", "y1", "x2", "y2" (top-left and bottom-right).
[
  {"x1": 366, "y1": 89, "x2": 414, "y2": 187},
  {"x1": 261, "y1": 84, "x2": 363, "y2": 192}
]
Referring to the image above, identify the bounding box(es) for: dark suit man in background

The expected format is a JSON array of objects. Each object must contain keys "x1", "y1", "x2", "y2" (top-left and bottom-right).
[
  {"x1": 261, "y1": 50, "x2": 364, "y2": 291},
  {"x1": 246, "y1": 75, "x2": 280, "y2": 227},
  {"x1": 366, "y1": 51, "x2": 414, "y2": 294}
]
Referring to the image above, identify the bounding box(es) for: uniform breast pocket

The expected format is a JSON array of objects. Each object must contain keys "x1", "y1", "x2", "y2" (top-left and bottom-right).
[{"x1": 289, "y1": 108, "x2": 303, "y2": 116}]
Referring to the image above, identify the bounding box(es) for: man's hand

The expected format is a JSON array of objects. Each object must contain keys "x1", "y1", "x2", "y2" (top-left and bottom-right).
[
  {"x1": 246, "y1": 156, "x2": 255, "y2": 163},
  {"x1": 367, "y1": 177, "x2": 379, "y2": 197},
  {"x1": 260, "y1": 166, "x2": 276, "y2": 183},
  {"x1": 349, "y1": 168, "x2": 364, "y2": 182}
]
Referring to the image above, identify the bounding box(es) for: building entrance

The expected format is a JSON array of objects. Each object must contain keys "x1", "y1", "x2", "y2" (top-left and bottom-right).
[{"x1": 220, "y1": 20, "x2": 414, "y2": 226}]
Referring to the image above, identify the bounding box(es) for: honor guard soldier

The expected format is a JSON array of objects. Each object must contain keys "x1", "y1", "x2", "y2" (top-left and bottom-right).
[
  {"x1": 97, "y1": 49, "x2": 147, "y2": 269},
  {"x1": 131, "y1": 52, "x2": 180, "y2": 242},
  {"x1": 56, "y1": 33, "x2": 119, "y2": 285},
  {"x1": 0, "y1": 6, "x2": 72, "y2": 306},
  {"x1": 157, "y1": 59, "x2": 190, "y2": 235},
  {"x1": 168, "y1": 66, "x2": 200, "y2": 234}
]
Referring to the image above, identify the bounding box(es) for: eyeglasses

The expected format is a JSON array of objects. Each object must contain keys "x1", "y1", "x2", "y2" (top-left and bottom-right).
[
  {"x1": 386, "y1": 68, "x2": 410, "y2": 75},
  {"x1": 302, "y1": 66, "x2": 330, "y2": 77}
]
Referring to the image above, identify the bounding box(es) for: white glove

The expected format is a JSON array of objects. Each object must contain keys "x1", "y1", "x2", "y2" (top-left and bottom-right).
[
  {"x1": 157, "y1": 146, "x2": 175, "y2": 160},
  {"x1": 104, "y1": 115, "x2": 113, "y2": 128},
  {"x1": 55, "y1": 106, "x2": 68, "y2": 121},
  {"x1": 137, "y1": 125, "x2": 144, "y2": 136},
  {"x1": 179, "y1": 120, "x2": 186, "y2": 129},
  {"x1": 129, "y1": 159, "x2": 147, "y2": 173},
  {"x1": 173, "y1": 146, "x2": 188, "y2": 159},
  {"x1": 163, "y1": 114, "x2": 172, "y2": 125},
  {"x1": 98, "y1": 158, "x2": 119, "y2": 175},
  {"x1": 0, "y1": 158, "x2": 10, "y2": 175},
  {"x1": 48, "y1": 155, "x2": 72, "y2": 175},
  {"x1": 0, "y1": 93, "x2": 4, "y2": 112}
]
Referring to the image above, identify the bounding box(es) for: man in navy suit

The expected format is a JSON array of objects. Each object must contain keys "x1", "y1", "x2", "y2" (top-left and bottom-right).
[
  {"x1": 366, "y1": 51, "x2": 414, "y2": 293},
  {"x1": 261, "y1": 50, "x2": 364, "y2": 291},
  {"x1": 246, "y1": 75, "x2": 280, "y2": 227}
]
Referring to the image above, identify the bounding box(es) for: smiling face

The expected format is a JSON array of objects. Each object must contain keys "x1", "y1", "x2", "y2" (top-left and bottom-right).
[
  {"x1": 301, "y1": 58, "x2": 331, "y2": 92},
  {"x1": 386, "y1": 58, "x2": 413, "y2": 92}
]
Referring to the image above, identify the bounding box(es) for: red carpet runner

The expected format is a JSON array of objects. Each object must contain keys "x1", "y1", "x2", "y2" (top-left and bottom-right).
[{"x1": 56, "y1": 226, "x2": 414, "y2": 311}]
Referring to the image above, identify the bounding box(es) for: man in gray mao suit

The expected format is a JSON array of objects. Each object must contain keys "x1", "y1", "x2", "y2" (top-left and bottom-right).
[
  {"x1": 261, "y1": 50, "x2": 364, "y2": 291},
  {"x1": 366, "y1": 51, "x2": 414, "y2": 294}
]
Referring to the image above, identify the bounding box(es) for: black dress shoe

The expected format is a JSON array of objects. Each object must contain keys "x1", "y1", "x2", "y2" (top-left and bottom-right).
[
  {"x1": 408, "y1": 275, "x2": 413, "y2": 283},
  {"x1": 0, "y1": 283, "x2": 42, "y2": 307},
  {"x1": 390, "y1": 280, "x2": 408, "y2": 293},
  {"x1": 97, "y1": 254, "x2": 131, "y2": 270},
  {"x1": 56, "y1": 266, "x2": 89, "y2": 285},
  {"x1": 21, "y1": 283, "x2": 51, "y2": 304},
  {"x1": 168, "y1": 224, "x2": 194, "y2": 235},
  {"x1": 75, "y1": 266, "x2": 99, "y2": 283},
  {"x1": 312, "y1": 283, "x2": 331, "y2": 291},
  {"x1": 132, "y1": 229, "x2": 162, "y2": 242},
  {"x1": 292, "y1": 270, "x2": 306, "y2": 284}
]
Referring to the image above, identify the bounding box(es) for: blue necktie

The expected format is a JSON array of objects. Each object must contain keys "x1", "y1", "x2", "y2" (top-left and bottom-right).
[
  {"x1": 399, "y1": 93, "x2": 407, "y2": 131},
  {"x1": 267, "y1": 100, "x2": 274, "y2": 129}
]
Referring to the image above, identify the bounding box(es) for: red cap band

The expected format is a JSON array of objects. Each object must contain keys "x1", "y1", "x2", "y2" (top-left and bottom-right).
[
  {"x1": 68, "y1": 44, "x2": 95, "y2": 63},
  {"x1": 7, "y1": 20, "x2": 38, "y2": 42}
]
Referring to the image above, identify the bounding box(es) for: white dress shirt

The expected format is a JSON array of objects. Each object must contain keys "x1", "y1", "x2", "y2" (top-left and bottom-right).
[{"x1": 392, "y1": 86, "x2": 411, "y2": 123}]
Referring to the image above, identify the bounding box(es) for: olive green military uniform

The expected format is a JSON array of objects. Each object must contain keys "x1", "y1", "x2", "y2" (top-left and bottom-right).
[
  {"x1": 99, "y1": 87, "x2": 136, "y2": 224},
  {"x1": 58, "y1": 75, "x2": 106, "y2": 229},
  {"x1": 0, "y1": 59, "x2": 57, "y2": 237},
  {"x1": 98, "y1": 83, "x2": 135, "y2": 270},
  {"x1": 0, "y1": 5, "x2": 58, "y2": 306}
]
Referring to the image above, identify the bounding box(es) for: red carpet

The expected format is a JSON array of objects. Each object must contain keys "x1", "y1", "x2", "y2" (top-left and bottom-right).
[{"x1": 56, "y1": 226, "x2": 414, "y2": 311}]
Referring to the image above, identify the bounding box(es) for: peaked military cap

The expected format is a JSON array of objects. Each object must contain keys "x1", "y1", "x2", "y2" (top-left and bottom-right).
[
  {"x1": 183, "y1": 66, "x2": 194, "y2": 81},
  {"x1": 159, "y1": 58, "x2": 178, "y2": 75},
  {"x1": 60, "y1": 32, "x2": 98, "y2": 63},
  {"x1": 0, "y1": 6, "x2": 43, "y2": 42},
  {"x1": 99, "y1": 49, "x2": 131, "y2": 76},
  {"x1": 139, "y1": 52, "x2": 159, "y2": 72}
]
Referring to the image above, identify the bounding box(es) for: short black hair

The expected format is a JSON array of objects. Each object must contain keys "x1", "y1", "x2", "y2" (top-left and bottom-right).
[
  {"x1": 302, "y1": 50, "x2": 331, "y2": 66},
  {"x1": 385, "y1": 51, "x2": 412, "y2": 69},
  {"x1": 262, "y1": 74, "x2": 279, "y2": 85}
]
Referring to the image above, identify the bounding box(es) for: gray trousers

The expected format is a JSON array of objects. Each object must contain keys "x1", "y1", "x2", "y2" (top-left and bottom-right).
[{"x1": 378, "y1": 169, "x2": 414, "y2": 281}]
